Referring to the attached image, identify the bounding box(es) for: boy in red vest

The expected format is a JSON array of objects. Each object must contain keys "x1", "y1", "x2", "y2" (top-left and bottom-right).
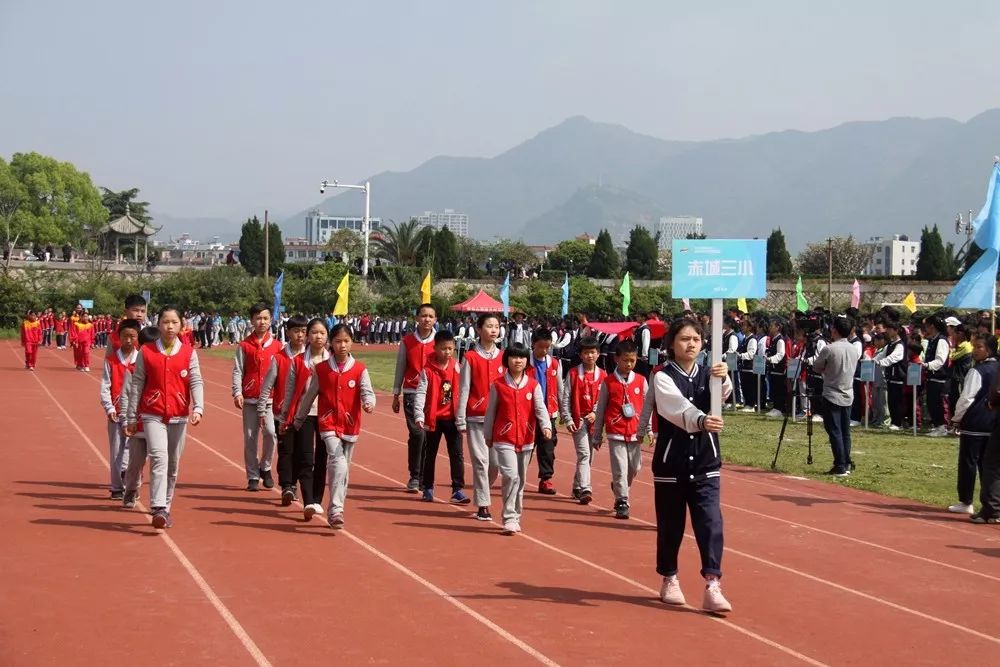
[
  {"x1": 259, "y1": 315, "x2": 308, "y2": 505},
  {"x1": 593, "y1": 339, "x2": 650, "y2": 519},
  {"x1": 414, "y1": 330, "x2": 470, "y2": 504},
  {"x1": 392, "y1": 303, "x2": 438, "y2": 492},
  {"x1": 232, "y1": 303, "x2": 281, "y2": 491},
  {"x1": 559, "y1": 335, "x2": 605, "y2": 505},
  {"x1": 484, "y1": 343, "x2": 553, "y2": 535},
  {"x1": 100, "y1": 319, "x2": 140, "y2": 499},
  {"x1": 109, "y1": 294, "x2": 148, "y2": 351},
  {"x1": 526, "y1": 328, "x2": 563, "y2": 495},
  {"x1": 21, "y1": 310, "x2": 42, "y2": 370}
]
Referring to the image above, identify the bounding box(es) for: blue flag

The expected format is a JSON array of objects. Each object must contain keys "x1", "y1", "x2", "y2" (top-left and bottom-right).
[
  {"x1": 272, "y1": 270, "x2": 285, "y2": 318},
  {"x1": 945, "y1": 164, "x2": 1000, "y2": 310},
  {"x1": 500, "y1": 272, "x2": 510, "y2": 318},
  {"x1": 561, "y1": 273, "x2": 569, "y2": 317}
]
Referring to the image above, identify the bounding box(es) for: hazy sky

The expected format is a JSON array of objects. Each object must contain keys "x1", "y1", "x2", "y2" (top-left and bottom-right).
[{"x1": 2, "y1": 1, "x2": 998, "y2": 222}]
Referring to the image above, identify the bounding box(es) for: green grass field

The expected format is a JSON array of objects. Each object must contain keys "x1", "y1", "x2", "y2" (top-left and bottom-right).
[{"x1": 204, "y1": 346, "x2": 960, "y2": 509}]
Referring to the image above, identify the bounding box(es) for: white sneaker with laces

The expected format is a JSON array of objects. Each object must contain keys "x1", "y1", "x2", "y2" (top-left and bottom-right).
[
  {"x1": 702, "y1": 579, "x2": 732, "y2": 613},
  {"x1": 766, "y1": 409, "x2": 782, "y2": 418},
  {"x1": 889, "y1": 425, "x2": 901, "y2": 431},
  {"x1": 928, "y1": 426, "x2": 948, "y2": 438},
  {"x1": 659, "y1": 576, "x2": 686, "y2": 605},
  {"x1": 947, "y1": 502, "x2": 975, "y2": 515},
  {"x1": 304, "y1": 503, "x2": 322, "y2": 520},
  {"x1": 501, "y1": 521, "x2": 520, "y2": 535}
]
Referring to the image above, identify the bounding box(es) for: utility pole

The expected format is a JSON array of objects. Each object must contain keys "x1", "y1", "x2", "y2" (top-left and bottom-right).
[
  {"x1": 827, "y1": 237, "x2": 833, "y2": 311},
  {"x1": 264, "y1": 209, "x2": 269, "y2": 281}
]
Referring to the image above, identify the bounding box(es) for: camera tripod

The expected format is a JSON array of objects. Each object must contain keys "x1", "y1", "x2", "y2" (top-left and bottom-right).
[{"x1": 771, "y1": 355, "x2": 815, "y2": 469}]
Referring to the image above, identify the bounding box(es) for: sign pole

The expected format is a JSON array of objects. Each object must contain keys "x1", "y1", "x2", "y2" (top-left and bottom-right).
[
  {"x1": 711, "y1": 298, "x2": 723, "y2": 417},
  {"x1": 757, "y1": 374, "x2": 762, "y2": 413},
  {"x1": 913, "y1": 389, "x2": 918, "y2": 437},
  {"x1": 864, "y1": 382, "x2": 870, "y2": 429}
]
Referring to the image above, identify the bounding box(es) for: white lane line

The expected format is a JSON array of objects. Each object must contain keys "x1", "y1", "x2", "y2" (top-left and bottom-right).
[{"x1": 14, "y1": 350, "x2": 272, "y2": 667}]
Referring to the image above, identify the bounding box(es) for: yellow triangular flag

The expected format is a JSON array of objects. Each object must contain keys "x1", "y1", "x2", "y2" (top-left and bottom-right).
[
  {"x1": 333, "y1": 272, "x2": 350, "y2": 316},
  {"x1": 737, "y1": 297, "x2": 748, "y2": 314},
  {"x1": 420, "y1": 270, "x2": 432, "y2": 304},
  {"x1": 902, "y1": 291, "x2": 917, "y2": 314}
]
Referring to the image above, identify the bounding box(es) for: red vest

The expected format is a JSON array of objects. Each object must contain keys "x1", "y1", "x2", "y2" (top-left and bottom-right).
[
  {"x1": 316, "y1": 357, "x2": 367, "y2": 437},
  {"x1": 569, "y1": 365, "x2": 605, "y2": 424},
  {"x1": 107, "y1": 349, "x2": 138, "y2": 408},
  {"x1": 422, "y1": 356, "x2": 459, "y2": 431},
  {"x1": 464, "y1": 347, "x2": 504, "y2": 418},
  {"x1": 270, "y1": 347, "x2": 300, "y2": 416},
  {"x1": 238, "y1": 334, "x2": 279, "y2": 400},
  {"x1": 138, "y1": 341, "x2": 195, "y2": 421},
  {"x1": 283, "y1": 354, "x2": 311, "y2": 427},
  {"x1": 490, "y1": 376, "x2": 539, "y2": 451},
  {"x1": 401, "y1": 333, "x2": 435, "y2": 390},
  {"x1": 603, "y1": 371, "x2": 647, "y2": 441},
  {"x1": 526, "y1": 355, "x2": 560, "y2": 415}
]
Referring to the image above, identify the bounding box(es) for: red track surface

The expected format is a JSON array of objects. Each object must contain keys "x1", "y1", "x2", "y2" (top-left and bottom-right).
[{"x1": 4, "y1": 342, "x2": 1000, "y2": 666}]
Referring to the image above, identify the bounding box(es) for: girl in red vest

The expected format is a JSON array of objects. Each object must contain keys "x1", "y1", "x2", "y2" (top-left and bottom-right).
[
  {"x1": 392, "y1": 303, "x2": 438, "y2": 493},
  {"x1": 260, "y1": 315, "x2": 309, "y2": 506},
  {"x1": 21, "y1": 310, "x2": 42, "y2": 370},
  {"x1": 124, "y1": 306, "x2": 204, "y2": 529},
  {"x1": 232, "y1": 303, "x2": 281, "y2": 491},
  {"x1": 279, "y1": 318, "x2": 330, "y2": 521},
  {"x1": 414, "y1": 330, "x2": 469, "y2": 504},
  {"x1": 54, "y1": 311, "x2": 68, "y2": 349},
  {"x1": 457, "y1": 313, "x2": 504, "y2": 520},
  {"x1": 99, "y1": 319, "x2": 140, "y2": 499},
  {"x1": 73, "y1": 312, "x2": 95, "y2": 371},
  {"x1": 121, "y1": 325, "x2": 161, "y2": 509},
  {"x1": 294, "y1": 324, "x2": 375, "y2": 529},
  {"x1": 558, "y1": 335, "x2": 605, "y2": 505},
  {"x1": 484, "y1": 343, "x2": 552, "y2": 535},
  {"x1": 593, "y1": 339, "x2": 650, "y2": 520}
]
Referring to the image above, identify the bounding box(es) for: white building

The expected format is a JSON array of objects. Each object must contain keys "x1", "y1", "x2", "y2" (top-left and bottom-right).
[
  {"x1": 284, "y1": 237, "x2": 329, "y2": 264},
  {"x1": 655, "y1": 216, "x2": 704, "y2": 249},
  {"x1": 864, "y1": 235, "x2": 921, "y2": 276},
  {"x1": 305, "y1": 210, "x2": 382, "y2": 245},
  {"x1": 414, "y1": 209, "x2": 469, "y2": 237}
]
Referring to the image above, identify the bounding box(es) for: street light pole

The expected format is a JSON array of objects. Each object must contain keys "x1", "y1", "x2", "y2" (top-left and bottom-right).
[
  {"x1": 319, "y1": 179, "x2": 372, "y2": 278},
  {"x1": 826, "y1": 237, "x2": 833, "y2": 311}
]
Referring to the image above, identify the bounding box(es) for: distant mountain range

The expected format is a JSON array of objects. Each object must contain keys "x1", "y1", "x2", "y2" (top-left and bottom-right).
[{"x1": 160, "y1": 110, "x2": 1000, "y2": 251}]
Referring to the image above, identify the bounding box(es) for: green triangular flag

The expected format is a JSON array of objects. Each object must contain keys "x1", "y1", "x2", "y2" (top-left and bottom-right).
[
  {"x1": 619, "y1": 272, "x2": 631, "y2": 316},
  {"x1": 795, "y1": 275, "x2": 809, "y2": 311}
]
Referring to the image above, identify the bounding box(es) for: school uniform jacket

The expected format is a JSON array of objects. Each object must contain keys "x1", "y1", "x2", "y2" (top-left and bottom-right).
[
  {"x1": 100, "y1": 347, "x2": 138, "y2": 416},
  {"x1": 526, "y1": 353, "x2": 563, "y2": 418},
  {"x1": 650, "y1": 362, "x2": 732, "y2": 485},
  {"x1": 278, "y1": 349, "x2": 330, "y2": 427},
  {"x1": 232, "y1": 333, "x2": 279, "y2": 403},
  {"x1": 126, "y1": 339, "x2": 204, "y2": 425},
  {"x1": 294, "y1": 356, "x2": 375, "y2": 442},
  {"x1": 456, "y1": 344, "x2": 505, "y2": 428},
  {"x1": 413, "y1": 356, "x2": 460, "y2": 432},
  {"x1": 258, "y1": 345, "x2": 303, "y2": 419},
  {"x1": 559, "y1": 365, "x2": 606, "y2": 429},
  {"x1": 924, "y1": 334, "x2": 950, "y2": 382},
  {"x1": 952, "y1": 358, "x2": 999, "y2": 437},
  {"x1": 592, "y1": 370, "x2": 649, "y2": 443},
  {"x1": 73, "y1": 322, "x2": 95, "y2": 347},
  {"x1": 393, "y1": 330, "x2": 435, "y2": 395},
  {"x1": 483, "y1": 373, "x2": 552, "y2": 452},
  {"x1": 21, "y1": 320, "x2": 41, "y2": 348}
]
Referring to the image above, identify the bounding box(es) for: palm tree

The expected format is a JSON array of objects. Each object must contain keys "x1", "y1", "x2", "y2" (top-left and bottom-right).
[{"x1": 373, "y1": 218, "x2": 433, "y2": 266}]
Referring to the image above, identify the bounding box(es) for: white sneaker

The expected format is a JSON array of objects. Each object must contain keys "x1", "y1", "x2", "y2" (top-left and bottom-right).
[
  {"x1": 849, "y1": 420, "x2": 862, "y2": 427},
  {"x1": 501, "y1": 521, "x2": 520, "y2": 535},
  {"x1": 766, "y1": 409, "x2": 782, "y2": 418},
  {"x1": 84, "y1": 367, "x2": 90, "y2": 372},
  {"x1": 813, "y1": 415, "x2": 825, "y2": 424},
  {"x1": 928, "y1": 426, "x2": 948, "y2": 438},
  {"x1": 659, "y1": 575, "x2": 686, "y2": 605},
  {"x1": 740, "y1": 407, "x2": 756, "y2": 413},
  {"x1": 304, "y1": 503, "x2": 322, "y2": 520},
  {"x1": 947, "y1": 503, "x2": 975, "y2": 515},
  {"x1": 702, "y1": 579, "x2": 732, "y2": 613},
  {"x1": 889, "y1": 425, "x2": 901, "y2": 431}
]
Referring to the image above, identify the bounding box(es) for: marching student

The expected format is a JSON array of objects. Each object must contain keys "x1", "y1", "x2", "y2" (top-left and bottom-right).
[
  {"x1": 484, "y1": 343, "x2": 553, "y2": 535},
  {"x1": 20, "y1": 310, "x2": 42, "y2": 370},
  {"x1": 54, "y1": 311, "x2": 68, "y2": 349},
  {"x1": 259, "y1": 315, "x2": 308, "y2": 506},
  {"x1": 526, "y1": 329, "x2": 563, "y2": 495},
  {"x1": 948, "y1": 333, "x2": 998, "y2": 515},
  {"x1": 559, "y1": 335, "x2": 605, "y2": 505},
  {"x1": 593, "y1": 339, "x2": 650, "y2": 519},
  {"x1": 232, "y1": 303, "x2": 281, "y2": 491},
  {"x1": 278, "y1": 318, "x2": 329, "y2": 520},
  {"x1": 40, "y1": 308, "x2": 53, "y2": 348},
  {"x1": 457, "y1": 313, "x2": 505, "y2": 521},
  {"x1": 121, "y1": 326, "x2": 161, "y2": 509},
  {"x1": 392, "y1": 303, "x2": 438, "y2": 492},
  {"x1": 650, "y1": 318, "x2": 733, "y2": 613},
  {"x1": 109, "y1": 294, "x2": 148, "y2": 351},
  {"x1": 414, "y1": 330, "x2": 470, "y2": 504},
  {"x1": 765, "y1": 318, "x2": 787, "y2": 418},
  {"x1": 72, "y1": 312, "x2": 96, "y2": 371},
  {"x1": 99, "y1": 319, "x2": 140, "y2": 499},
  {"x1": 124, "y1": 306, "x2": 204, "y2": 529},
  {"x1": 293, "y1": 324, "x2": 376, "y2": 529}
]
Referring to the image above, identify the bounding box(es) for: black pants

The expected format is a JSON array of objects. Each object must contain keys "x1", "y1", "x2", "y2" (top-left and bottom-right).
[
  {"x1": 403, "y1": 394, "x2": 427, "y2": 480},
  {"x1": 769, "y1": 372, "x2": 787, "y2": 413},
  {"x1": 887, "y1": 382, "x2": 905, "y2": 427},
  {"x1": 980, "y1": 434, "x2": 1000, "y2": 519},
  {"x1": 534, "y1": 419, "x2": 557, "y2": 482},
  {"x1": 56, "y1": 333, "x2": 66, "y2": 347},
  {"x1": 305, "y1": 417, "x2": 327, "y2": 504},
  {"x1": 851, "y1": 379, "x2": 866, "y2": 422},
  {"x1": 278, "y1": 417, "x2": 317, "y2": 506},
  {"x1": 926, "y1": 379, "x2": 949, "y2": 427},
  {"x1": 654, "y1": 477, "x2": 724, "y2": 578},
  {"x1": 957, "y1": 433, "x2": 988, "y2": 506},
  {"x1": 42, "y1": 329, "x2": 52, "y2": 346},
  {"x1": 420, "y1": 419, "x2": 465, "y2": 491},
  {"x1": 739, "y1": 370, "x2": 758, "y2": 409}
]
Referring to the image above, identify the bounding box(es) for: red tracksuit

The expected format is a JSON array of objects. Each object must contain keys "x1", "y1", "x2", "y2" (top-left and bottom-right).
[{"x1": 21, "y1": 319, "x2": 42, "y2": 368}]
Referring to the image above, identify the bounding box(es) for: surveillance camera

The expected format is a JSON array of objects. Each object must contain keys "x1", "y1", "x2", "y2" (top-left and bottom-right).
[{"x1": 320, "y1": 187, "x2": 325, "y2": 194}]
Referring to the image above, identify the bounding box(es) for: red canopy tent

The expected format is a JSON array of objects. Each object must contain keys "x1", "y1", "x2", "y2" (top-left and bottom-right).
[{"x1": 451, "y1": 289, "x2": 511, "y2": 313}]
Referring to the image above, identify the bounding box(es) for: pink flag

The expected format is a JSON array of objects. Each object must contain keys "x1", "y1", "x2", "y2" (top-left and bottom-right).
[
  {"x1": 682, "y1": 298, "x2": 691, "y2": 310},
  {"x1": 851, "y1": 279, "x2": 861, "y2": 309}
]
